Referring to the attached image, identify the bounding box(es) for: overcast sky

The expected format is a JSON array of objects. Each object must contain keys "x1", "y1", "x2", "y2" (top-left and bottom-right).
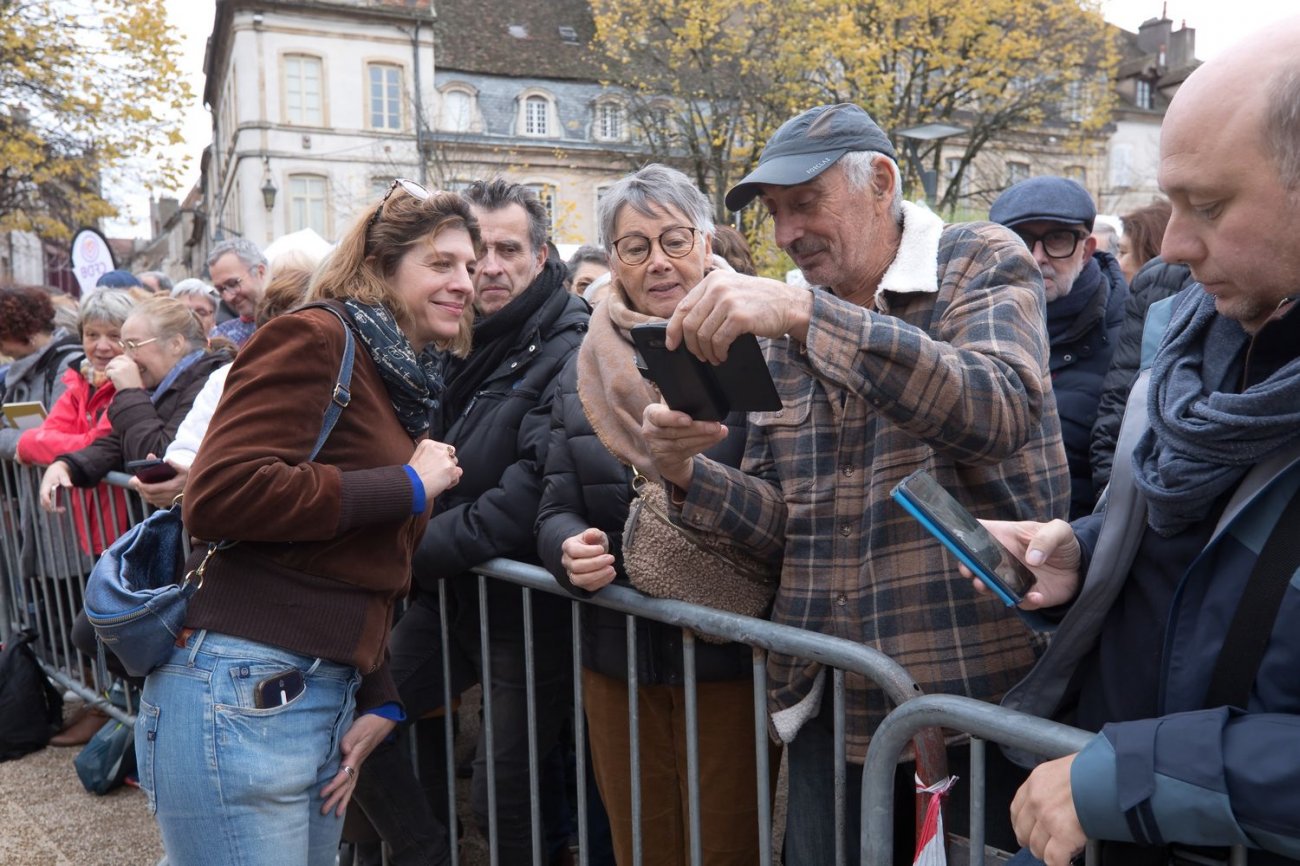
[{"x1": 104, "y1": 0, "x2": 1299, "y2": 237}]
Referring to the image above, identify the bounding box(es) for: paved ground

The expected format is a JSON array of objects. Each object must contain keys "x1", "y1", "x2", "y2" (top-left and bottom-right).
[
  {"x1": 0, "y1": 702, "x2": 163, "y2": 866},
  {"x1": 2, "y1": 689, "x2": 787, "y2": 865}
]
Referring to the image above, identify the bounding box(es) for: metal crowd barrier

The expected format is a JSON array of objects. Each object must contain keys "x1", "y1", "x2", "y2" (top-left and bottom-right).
[
  {"x1": 0, "y1": 460, "x2": 146, "y2": 725},
  {"x1": 6, "y1": 456, "x2": 1238, "y2": 866}
]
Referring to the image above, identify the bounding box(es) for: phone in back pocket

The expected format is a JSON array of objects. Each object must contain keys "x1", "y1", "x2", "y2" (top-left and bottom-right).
[{"x1": 254, "y1": 669, "x2": 305, "y2": 708}]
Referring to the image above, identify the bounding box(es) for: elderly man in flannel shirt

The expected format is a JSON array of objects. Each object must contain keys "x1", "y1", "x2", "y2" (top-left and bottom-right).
[{"x1": 639, "y1": 103, "x2": 1070, "y2": 864}]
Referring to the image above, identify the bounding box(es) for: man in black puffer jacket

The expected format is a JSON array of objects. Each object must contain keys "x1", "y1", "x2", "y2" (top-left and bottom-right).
[
  {"x1": 1089, "y1": 255, "x2": 1196, "y2": 500},
  {"x1": 352, "y1": 180, "x2": 589, "y2": 866},
  {"x1": 991, "y1": 177, "x2": 1130, "y2": 518}
]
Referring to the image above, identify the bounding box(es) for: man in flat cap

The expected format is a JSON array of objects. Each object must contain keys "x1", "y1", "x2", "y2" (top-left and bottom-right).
[
  {"x1": 639, "y1": 102, "x2": 1069, "y2": 862},
  {"x1": 991, "y1": 177, "x2": 1129, "y2": 517}
]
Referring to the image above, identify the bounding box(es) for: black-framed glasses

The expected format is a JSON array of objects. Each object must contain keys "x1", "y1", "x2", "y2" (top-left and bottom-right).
[
  {"x1": 216, "y1": 268, "x2": 254, "y2": 296},
  {"x1": 367, "y1": 178, "x2": 433, "y2": 233},
  {"x1": 1012, "y1": 228, "x2": 1088, "y2": 260},
  {"x1": 611, "y1": 226, "x2": 700, "y2": 266}
]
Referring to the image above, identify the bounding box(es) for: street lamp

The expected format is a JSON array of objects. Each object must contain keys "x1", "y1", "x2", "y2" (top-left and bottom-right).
[
  {"x1": 261, "y1": 175, "x2": 278, "y2": 211},
  {"x1": 894, "y1": 123, "x2": 966, "y2": 208}
]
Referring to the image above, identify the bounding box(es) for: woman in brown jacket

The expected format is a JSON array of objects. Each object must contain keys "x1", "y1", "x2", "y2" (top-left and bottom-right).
[{"x1": 141, "y1": 183, "x2": 476, "y2": 865}]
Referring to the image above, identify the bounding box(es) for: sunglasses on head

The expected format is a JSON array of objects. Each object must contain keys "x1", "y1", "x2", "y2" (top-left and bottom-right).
[{"x1": 367, "y1": 178, "x2": 435, "y2": 234}]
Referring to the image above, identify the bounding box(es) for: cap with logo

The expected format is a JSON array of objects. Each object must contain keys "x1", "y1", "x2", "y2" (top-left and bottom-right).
[
  {"x1": 988, "y1": 176, "x2": 1097, "y2": 233},
  {"x1": 724, "y1": 103, "x2": 897, "y2": 211}
]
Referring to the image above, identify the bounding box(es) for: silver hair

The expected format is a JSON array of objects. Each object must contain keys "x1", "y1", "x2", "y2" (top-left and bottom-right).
[
  {"x1": 171, "y1": 278, "x2": 220, "y2": 308},
  {"x1": 838, "y1": 151, "x2": 904, "y2": 221},
  {"x1": 79, "y1": 288, "x2": 138, "y2": 329},
  {"x1": 206, "y1": 237, "x2": 268, "y2": 271},
  {"x1": 598, "y1": 164, "x2": 715, "y2": 252},
  {"x1": 136, "y1": 270, "x2": 174, "y2": 292}
]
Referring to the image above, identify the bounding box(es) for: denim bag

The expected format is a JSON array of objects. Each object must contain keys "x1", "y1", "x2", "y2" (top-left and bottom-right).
[{"x1": 83, "y1": 304, "x2": 356, "y2": 677}]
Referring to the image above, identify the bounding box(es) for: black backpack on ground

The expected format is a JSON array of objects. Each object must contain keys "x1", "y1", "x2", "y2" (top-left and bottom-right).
[{"x1": 0, "y1": 630, "x2": 64, "y2": 762}]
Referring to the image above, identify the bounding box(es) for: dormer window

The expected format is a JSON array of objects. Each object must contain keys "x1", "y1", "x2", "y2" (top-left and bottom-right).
[
  {"x1": 1136, "y1": 78, "x2": 1153, "y2": 110},
  {"x1": 518, "y1": 91, "x2": 558, "y2": 137},
  {"x1": 596, "y1": 100, "x2": 626, "y2": 142}
]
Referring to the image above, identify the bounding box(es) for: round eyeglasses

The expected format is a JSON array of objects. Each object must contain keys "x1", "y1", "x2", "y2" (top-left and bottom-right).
[
  {"x1": 1012, "y1": 228, "x2": 1088, "y2": 260},
  {"x1": 611, "y1": 226, "x2": 700, "y2": 267}
]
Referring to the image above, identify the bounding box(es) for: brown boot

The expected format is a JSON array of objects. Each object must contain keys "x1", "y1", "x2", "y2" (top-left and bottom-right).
[{"x1": 50, "y1": 706, "x2": 109, "y2": 747}]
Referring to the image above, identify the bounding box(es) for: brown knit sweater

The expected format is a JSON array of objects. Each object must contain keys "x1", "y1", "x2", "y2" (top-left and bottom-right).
[{"x1": 182, "y1": 306, "x2": 430, "y2": 710}]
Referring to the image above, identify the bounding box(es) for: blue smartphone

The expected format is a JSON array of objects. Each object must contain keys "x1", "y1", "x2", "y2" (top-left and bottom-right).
[{"x1": 890, "y1": 469, "x2": 1035, "y2": 607}]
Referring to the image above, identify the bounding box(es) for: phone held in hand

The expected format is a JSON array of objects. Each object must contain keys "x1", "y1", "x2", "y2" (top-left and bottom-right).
[
  {"x1": 890, "y1": 469, "x2": 1036, "y2": 607},
  {"x1": 125, "y1": 458, "x2": 178, "y2": 484},
  {"x1": 253, "y1": 669, "x2": 306, "y2": 709},
  {"x1": 630, "y1": 323, "x2": 782, "y2": 423}
]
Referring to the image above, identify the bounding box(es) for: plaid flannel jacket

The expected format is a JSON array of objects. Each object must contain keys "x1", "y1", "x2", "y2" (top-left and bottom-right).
[{"x1": 680, "y1": 215, "x2": 1070, "y2": 762}]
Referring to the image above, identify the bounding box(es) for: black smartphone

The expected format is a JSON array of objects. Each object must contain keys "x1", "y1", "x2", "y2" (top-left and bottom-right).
[
  {"x1": 890, "y1": 469, "x2": 1036, "y2": 607},
  {"x1": 125, "y1": 458, "x2": 178, "y2": 483},
  {"x1": 253, "y1": 669, "x2": 305, "y2": 709},
  {"x1": 630, "y1": 323, "x2": 782, "y2": 422}
]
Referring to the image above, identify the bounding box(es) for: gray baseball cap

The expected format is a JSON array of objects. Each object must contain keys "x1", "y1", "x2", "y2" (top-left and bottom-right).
[
  {"x1": 989, "y1": 177, "x2": 1097, "y2": 233},
  {"x1": 725, "y1": 103, "x2": 897, "y2": 211}
]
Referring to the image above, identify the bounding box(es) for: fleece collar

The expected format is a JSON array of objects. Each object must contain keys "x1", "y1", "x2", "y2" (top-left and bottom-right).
[{"x1": 876, "y1": 201, "x2": 945, "y2": 299}]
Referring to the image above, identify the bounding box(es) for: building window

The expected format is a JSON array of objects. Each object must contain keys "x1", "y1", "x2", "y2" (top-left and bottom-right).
[
  {"x1": 284, "y1": 54, "x2": 323, "y2": 126},
  {"x1": 944, "y1": 157, "x2": 970, "y2": 198},
  {"x1": 1110, "y1": 143, "x2": 1133, "y2": 189},
  {"x1": 289, "y1": 174, "x2": 328, "y2": 236},
  {"x1": 524, "y1": 95, "x2": 550, "y2": 136},
  {"x1": 597, "y1": 101, "x2": 626, "y2": 141},
  {"x1": 1006, "y1": 161, "x2": 1030, "y2": 186},
  {"x1": 1135, "y1": 78, "x2": 1153, "y2": 110},
  {"x1": 440, "y1": 87, "x2": 477, "y2": 132},
  {"x1": 525, "y1": 184, "x2": 556, "y2": 234},
  {"x1": 368, "y1": 63, "x2": 402, "y2": 131}
]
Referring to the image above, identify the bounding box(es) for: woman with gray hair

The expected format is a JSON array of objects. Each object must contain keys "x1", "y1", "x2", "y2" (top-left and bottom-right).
[
  {"x1": 537, "y1": 164, "x2": 778, "y2": 863},
  {"x1": 171, "y1": 278, "x2": 221, "y2": 335}
]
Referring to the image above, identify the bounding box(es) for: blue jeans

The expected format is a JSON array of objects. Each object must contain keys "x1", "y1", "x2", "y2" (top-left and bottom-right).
[{"x1": 137, "y1": 630, "x2": 361, "y2": 866}]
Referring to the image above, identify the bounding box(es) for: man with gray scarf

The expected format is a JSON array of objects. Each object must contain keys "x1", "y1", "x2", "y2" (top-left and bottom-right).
[{"x1": 978, "y1": 17, "x2": 1300, "y2": 866}]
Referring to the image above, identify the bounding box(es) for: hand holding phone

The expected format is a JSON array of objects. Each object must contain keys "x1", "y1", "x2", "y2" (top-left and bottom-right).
[
  {"x1": 631, "y1": 322, "x2": 781, "y2": 422},
  {"x1": 891, "y1": 469, "x2": 1037, "y2": 606},
  {"x1": 126, "y1": 458, "x2": 179, "y2": 484}
]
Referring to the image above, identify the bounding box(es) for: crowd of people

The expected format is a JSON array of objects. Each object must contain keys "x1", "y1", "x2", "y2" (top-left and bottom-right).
[{"x1": 1, "y1": 15, "x2": 1298, "y2": 866}]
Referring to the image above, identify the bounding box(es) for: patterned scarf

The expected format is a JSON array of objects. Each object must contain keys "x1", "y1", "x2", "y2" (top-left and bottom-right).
[
  {"x1": 1131, "y1": 290, "x2": 1300, "y2": 535},
  {"x1": 343, "y1": 299, "x2": 443, "y2": 437}
]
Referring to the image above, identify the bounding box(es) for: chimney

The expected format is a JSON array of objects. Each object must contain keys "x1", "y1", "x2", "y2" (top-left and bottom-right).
[
  {"x1": 1168, "y1": 24, "x2": 1196, "y2": 70},
  {"x1": 151, "y1": 197, "x2": 180, "y2": 236},
  {"x1": 1137, "y1": 16, "x2": 1173, "y2": 56}
]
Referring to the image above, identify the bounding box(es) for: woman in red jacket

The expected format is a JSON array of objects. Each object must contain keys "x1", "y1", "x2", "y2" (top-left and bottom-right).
[{"x1": 18, "y1": 289, "x2": 139, "y2": 554}]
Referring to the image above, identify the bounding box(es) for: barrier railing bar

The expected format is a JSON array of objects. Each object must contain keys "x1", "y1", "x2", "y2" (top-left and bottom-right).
[
  {"x1": 861, "y1": 694, "x2": 1094, "y2": 866},
  {"x1": 437, "y1": 579, "x2": 459, "y2": 866},
  {"x1": 683, "y1": 629, "x2": 702, "y2": 866},
  {"x1": 478, "y1": 575, "x2": 499, "y2": 866},
  {"x1": 970, "y1": 736, "x2": 986, "y2": 866},
  {"x1": 626, "y1": 613, "x2": 642, "y2": 866},
  {"x1": 834, "y1": 667, "x2": 847, "y2": 866},
  {"x1": 752, "y1": 646, "x2": 773, "y2": 866},
  {"x1": 522, "y1": 586, "x2": 542, "y2": 866},
  {"x1": 572, "y1": 601, "x2": 589, "y2": 866}
]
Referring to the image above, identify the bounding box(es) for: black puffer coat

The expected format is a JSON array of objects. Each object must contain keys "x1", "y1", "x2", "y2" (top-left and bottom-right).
[
  {"x1": 1049, "y1": 251, "x2": 1128, "y2": 518},
  {"x1": 412, "y1": 282, "x2": 590, "y2": 641},
  {"x1": 536, "y1": 355, "x2": 753, "y2": 685},
  {"x1": 1088, "y1": 256, "x2": 1196, "y2": 500}
]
